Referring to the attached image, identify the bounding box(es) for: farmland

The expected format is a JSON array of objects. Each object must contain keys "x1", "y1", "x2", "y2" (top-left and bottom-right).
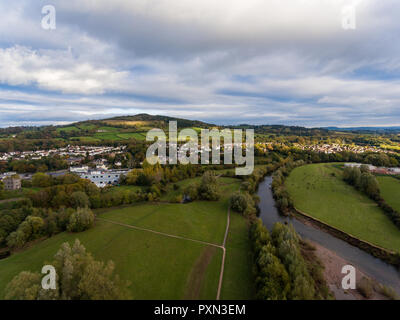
[{"x1": 285, "y1": 163, "x2": 400, "y2": 252}]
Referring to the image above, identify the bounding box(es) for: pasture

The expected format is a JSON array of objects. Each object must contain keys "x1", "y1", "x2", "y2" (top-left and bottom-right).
[
  {"x1": 377, "y1": 176, "x2": 400, "y2": 212},
  {"x1": 285, "y1": 163, "x2": 400, "y2": 252}
]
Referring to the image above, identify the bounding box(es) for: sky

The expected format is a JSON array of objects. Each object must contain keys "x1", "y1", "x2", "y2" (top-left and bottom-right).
[{"x1": 1, "y1": 0, "x2": 400, "y2": 128}]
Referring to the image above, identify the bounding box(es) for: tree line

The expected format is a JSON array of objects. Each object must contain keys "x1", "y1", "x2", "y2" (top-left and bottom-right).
[
  {"x1": 249, "y1": 220, "x2": 330, "y2": 300},
  {"x1": 343, "y1": 166, "x2": 400, "y2": 231}
]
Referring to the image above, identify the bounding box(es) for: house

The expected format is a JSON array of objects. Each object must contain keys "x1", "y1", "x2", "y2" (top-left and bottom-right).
[
  {"x1": 79, "y1": 170, "x2": 129, "y2": 188},
  {"x1": 70, "y1": 166, "x2": 89, "y2": 173},
  {"x1": 2, "y1": 175, "x2": 22, "y2": 190}
]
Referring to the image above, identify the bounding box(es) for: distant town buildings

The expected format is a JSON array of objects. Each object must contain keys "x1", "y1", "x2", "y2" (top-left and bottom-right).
[
  {"x1": 294, "y1": 143, "x2": 396, "y2": 155},
  {"x1": 0, "y1": 145, "x2": 126, "y2": 162},
  {"x1": 344, "y1": 163, "x2": 400, "y2": 175}
]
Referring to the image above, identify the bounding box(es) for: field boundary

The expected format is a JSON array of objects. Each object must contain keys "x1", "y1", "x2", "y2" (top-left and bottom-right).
[
  {"x1": 292, "y1": 207, "x2": 400, "y2": 266},
  {"x1": 97, "y1": 202, "x2": 232, "y2": 300},
  {"x1": 97, "y1": 217, "x2": 223, "y2": 249}
]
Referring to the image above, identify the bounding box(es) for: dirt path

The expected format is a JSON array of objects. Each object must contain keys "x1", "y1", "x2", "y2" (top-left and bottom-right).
[
  {"x1": 184, "y1": 246, "x2": 217, "y2": 299},
  {"x1": 216, "y1": 207, "x2": 230, "y2": 300}
]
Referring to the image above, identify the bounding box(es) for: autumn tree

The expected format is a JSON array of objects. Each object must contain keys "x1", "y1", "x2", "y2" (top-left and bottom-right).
[
  {"x1": 67, "y1": 208, "x2": 95, "y2": 232},
  {"x1": 5, "y1": 239, "x2": 131, "y2": 300}
]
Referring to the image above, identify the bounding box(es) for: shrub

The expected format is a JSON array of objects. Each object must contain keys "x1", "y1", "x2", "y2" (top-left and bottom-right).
[
  {"x1": 357, "y1": 277, "x2": 373, "y2": 299},
  {"x1": 379, "y1": 285, "x2": 399, "y2": 300},
  {"x1": 67, "y1": 208, "x2": 94, "y2": 233},
  {"x1": 70, "y1": 191, "x2": 90, "y2": 209}
]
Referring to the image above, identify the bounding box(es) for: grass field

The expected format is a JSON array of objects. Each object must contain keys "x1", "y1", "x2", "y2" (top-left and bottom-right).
[
  {"x1": 117, "y1": 132, "x2": 147, "y2": 140},
  {"x1": 0, "y1": 220, "x2": 222, "y2": 299},
  {"x1": 56, "y1": 126, "x2": 79, "y2": 133},
  {"x1": 286, "y1": 163, "x2": 400, "y2": 252},
  {"x1": 220, "y1": 211, "x2": 255, "y2": 299},
  {"x1": 70, "y1": 136, "x2": 101, "y2": 142},
  {"x1": 381, "y1": 144, "x2": 400, "y2": 151},
  {"x1": 0, "y1": 176, "x2": 255, "y2": 300},
  {"x1": 377, "y1": 176, "x2": 400, "y2": 212}
]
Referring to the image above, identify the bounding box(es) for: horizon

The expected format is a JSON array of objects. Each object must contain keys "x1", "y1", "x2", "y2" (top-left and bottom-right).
[{"x1": 2, "y1": 112, "x2": 400, "y2": 130}]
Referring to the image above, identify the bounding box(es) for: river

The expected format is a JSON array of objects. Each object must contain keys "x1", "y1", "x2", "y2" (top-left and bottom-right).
[{"x1": 257, "y1": 176, "x2": 400, "y2": 294}]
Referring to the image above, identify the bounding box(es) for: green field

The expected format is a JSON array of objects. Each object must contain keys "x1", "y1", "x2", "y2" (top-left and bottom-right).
[
  {"x1": 377, "y1": 176, "x2": 400, "y2": 212},
  {"x1": 56, "y1": 126, "x2": 79, "y2": 133},
  {"x1": 220, "y1": 211, "x2": 255, "y2": 299},
  {"x1": 70, "y1": 136, "x2": 101, "y2": 142},
  {"x1": 0, "y1": 176, "x2": 254, "y2": 300},
  {"x1": 286, "y1": 163, "x2": 400, "y2": 252},
  {"x1": 0, "y1": 220, "x2": 222, "y2": 299},
  {"x1": 117, "y1": 132, "x2": 147, "y2": 140}
]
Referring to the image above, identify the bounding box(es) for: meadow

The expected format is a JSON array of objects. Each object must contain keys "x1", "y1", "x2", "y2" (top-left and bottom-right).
[
  {"x1": 285, "y1": 163, "x2": 400, "y2": 252},
  {"x1": 377, "y1": 176, "x2": 400, "y2": 212},
  {"x1": 0, "y1": 175, "x2": 254, "y2": 300}
]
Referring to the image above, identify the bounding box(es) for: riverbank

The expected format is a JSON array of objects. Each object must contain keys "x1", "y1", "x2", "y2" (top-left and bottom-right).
[
  {"x1": 311, "y1": 241, "x2": 389, "y2": 300},
  {"x1": 293, "y1": 208, "x2": 400, "y2": 268},
  {"x1": 257, "y1": 175, "x2": 400, "y2": 297}
]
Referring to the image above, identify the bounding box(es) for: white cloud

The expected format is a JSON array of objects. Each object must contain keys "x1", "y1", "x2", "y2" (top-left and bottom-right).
[{"x1": 0, "y1": 0, "x2": 400, "y2": 127}]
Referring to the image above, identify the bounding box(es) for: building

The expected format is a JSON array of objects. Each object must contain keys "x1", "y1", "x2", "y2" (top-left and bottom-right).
[
  {"x1": 388, "y1": 167, "x2": 400, "y2": 174},
  {"x1": 79, "y1": 170, "x2": 129, "y2": 188},
  {"x1": 2, "y1": 175, "x2": 22, "y2": 190},
  {"x1": 70, "y1": 166, "x2": 89, "y2": 173}
]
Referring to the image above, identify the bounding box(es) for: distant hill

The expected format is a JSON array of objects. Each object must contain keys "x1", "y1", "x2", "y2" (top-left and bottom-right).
[
  {"x1": 324, "y1": 126, "x2": 400, "y2": 133},
  {"x1": 100, "y1": 113, "x2": 215, "y2": 129}
]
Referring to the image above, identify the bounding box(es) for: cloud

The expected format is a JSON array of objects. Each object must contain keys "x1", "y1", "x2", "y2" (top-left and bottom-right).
[{"x1": 0, "y1": 0, "x2": 400, "y2": 127}]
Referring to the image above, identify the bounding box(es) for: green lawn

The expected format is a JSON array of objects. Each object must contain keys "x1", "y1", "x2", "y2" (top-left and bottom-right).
[
  {"x1": 377, "y1": 176, "x2": 400, "y2": 212},
  {"x1": 286, "y1": 163, "x2": 400, "y2": 252}
]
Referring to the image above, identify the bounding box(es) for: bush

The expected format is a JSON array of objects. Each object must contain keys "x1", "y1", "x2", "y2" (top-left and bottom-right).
[
  {"x1": 183, "y1": 184, "x2": 198, "y2": 201},
  {"x1": 197, "y1": 172, "x2": 220, "y2": 201},
  {"x1": 70, "y1": 191, "x2": 90, "y2": 208},
  {"x1": 379, "y1": 285, "x2": 399, "y2": 300},
  {"x1": 172, "y1": 195, "x2": 183, "y2": 203},
  {"x1": 229, "y1": 192, "x2": 256, "y2": 216},
  {"x1": 5, "y1": 239, "x2": 130, "y2": 300},
  {"x1": 357, "y1": 277, "x2": 373, "y2": 299},
  {"x1": 67, "y1": 208, "x2": 94, "y2": 233}
]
